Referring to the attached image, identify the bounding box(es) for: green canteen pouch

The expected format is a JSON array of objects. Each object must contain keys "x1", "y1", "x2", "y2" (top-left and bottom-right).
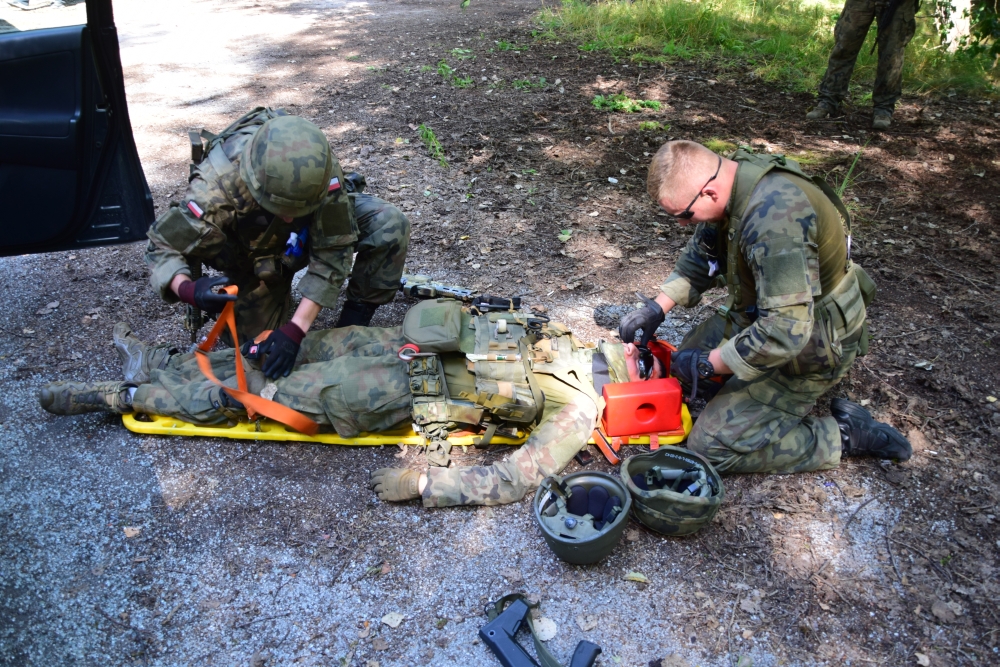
[{"x1": 402, "y1": 298, "x2": 463, "y2": 353}]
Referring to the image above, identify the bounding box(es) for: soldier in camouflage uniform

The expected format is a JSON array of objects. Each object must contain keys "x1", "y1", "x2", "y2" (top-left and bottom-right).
[
  {"x1": 38, "y1": 322, "x2": 663, "y2": 508},
  {"x1": 620, "y1": 140, "x2": 911, "y2": 475},
  {"x1": 807, "y1": 0, "x2": 918, "y2": 129},
  {"x1": 145, "y1": 108, "x2": 410, "y2": 378}
]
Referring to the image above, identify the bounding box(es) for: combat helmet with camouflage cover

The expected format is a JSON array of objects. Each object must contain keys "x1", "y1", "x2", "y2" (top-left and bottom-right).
[
  {"x1": 533, "y1": 471, "x2": 632, "y2": 564},
  {"x1": 621, "y1": 446, "x2": 724, "y2": 536},
  {"x1": 239, "y1": 115, "x2": 335, "y2": 219}
]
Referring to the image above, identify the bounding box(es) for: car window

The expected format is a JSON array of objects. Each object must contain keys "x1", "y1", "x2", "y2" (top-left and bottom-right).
[{"x1": 0, "y1": 0, "x2": 86, "y2": 35}]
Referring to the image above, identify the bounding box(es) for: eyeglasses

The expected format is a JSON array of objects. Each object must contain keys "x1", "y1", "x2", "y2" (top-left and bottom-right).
[{"x1": 674, "y1": 156, "x2": 722, "y2": 220}]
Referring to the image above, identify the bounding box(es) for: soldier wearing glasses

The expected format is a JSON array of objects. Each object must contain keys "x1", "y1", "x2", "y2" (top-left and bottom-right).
[{"x1": 619, "y1": 140, "x2": 911, "y2": 475}]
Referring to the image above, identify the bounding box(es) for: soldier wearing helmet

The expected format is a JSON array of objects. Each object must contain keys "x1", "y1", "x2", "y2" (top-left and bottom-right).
[{"x1": 145, "y1": 108, "x2": 410, "y2": 379}]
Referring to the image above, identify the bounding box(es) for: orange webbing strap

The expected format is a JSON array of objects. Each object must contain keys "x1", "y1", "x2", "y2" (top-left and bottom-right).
[{"x1": 194, "y1": 285, "x2": 319, "y2": 436}]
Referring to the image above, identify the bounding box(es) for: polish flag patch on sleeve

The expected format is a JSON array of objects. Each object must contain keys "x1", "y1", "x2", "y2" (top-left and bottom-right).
[
  {"x1": 186, "y1": 201, "x2": 205, "y2": 219},
  {"x1": 328, "y1": 177, "x2": 341, "y2": 192}
]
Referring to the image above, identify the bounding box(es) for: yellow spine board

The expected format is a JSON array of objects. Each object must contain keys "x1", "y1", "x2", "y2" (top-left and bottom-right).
[{"x1": 122, "y1": 404, "x2": 692, "y2": 447}]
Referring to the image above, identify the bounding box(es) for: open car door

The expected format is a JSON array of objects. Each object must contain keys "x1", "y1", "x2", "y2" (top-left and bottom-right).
[{"x1": 0, "y1": 0, "x2": 152, "y2": 257}]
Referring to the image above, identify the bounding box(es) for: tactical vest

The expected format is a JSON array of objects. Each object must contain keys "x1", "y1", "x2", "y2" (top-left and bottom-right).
[
  {"x1": 185, "y1": 107, "x2": 355, "y2": 284},
  {"x1": 721, "y1": 149, "x2": 875, "y2": 349},
  {"x1": 401, "y1": 299, "x2": 575, "y2": 447}
]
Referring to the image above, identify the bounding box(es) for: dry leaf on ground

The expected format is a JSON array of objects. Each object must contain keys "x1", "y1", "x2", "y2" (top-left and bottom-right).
[
  {"x1": 381, "y1": 612, "x2": 404, "y2": 628},
  {"x1": 624, "y1": 571, "x2": 649, "y2": 583},
  {"x1": 123, "y1": 527, "x2": 142, "y2": 538},
  {"x1": 914, "y1": 652, "x2": 930, "y2": 666},
  {"x1": 533, "y1": 617, "x2": 557, "y2": 641},
  {"x1": 372, "y1": 637, "x2": 389, "y2": 651},
  {"x1": 576, "y1": 614, "x2": 598, "y2": 632}
]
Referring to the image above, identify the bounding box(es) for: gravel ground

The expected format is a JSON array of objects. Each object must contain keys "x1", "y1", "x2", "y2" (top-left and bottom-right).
[{"x1": 2, "y1": 1, "x2": 998, "y2": 666}]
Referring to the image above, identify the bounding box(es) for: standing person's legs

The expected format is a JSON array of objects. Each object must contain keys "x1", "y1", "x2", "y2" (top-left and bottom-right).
[
  {"x1": 872, "y1": 0, "x2": 917, "y2": 114},
  {"x1": 815, "y1": 0, "x2": 878, "y2": 112}
]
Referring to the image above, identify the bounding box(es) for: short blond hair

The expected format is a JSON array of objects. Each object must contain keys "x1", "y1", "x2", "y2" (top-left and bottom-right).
[{"x1": 646, "y1": 140, "x2": 721, "y2": 207}]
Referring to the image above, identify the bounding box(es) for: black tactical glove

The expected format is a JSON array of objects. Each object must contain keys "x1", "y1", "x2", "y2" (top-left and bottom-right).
[
  {"x1": 618, "y1": 292, "x2": 665, "y2": 347},
  {"x1": 671, "y1": 348, "x2": 722, "y2": 401},
  {"x1": 177, "y1": 276, "x2": 237, "y2": 314},
  {"x1": 258, "y1": 323, "x2": 305, "y2": 379}
]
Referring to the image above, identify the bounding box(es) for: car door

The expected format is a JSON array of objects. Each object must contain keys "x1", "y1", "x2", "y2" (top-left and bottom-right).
[{"x1": 0, "y1": 0, "x2": 152, "y2": 257}]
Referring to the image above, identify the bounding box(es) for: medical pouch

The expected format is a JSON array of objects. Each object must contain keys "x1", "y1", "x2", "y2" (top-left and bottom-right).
[{"x1": 402, "y1": 298, "x2": 464, "y2": 353}]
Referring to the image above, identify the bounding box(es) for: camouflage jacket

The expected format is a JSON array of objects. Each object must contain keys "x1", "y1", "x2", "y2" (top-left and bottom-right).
[
  {"x1": 661, "y1": 163, "x2": 861, "y2": 381},
  {"x1": 144, "y1": 122, "x2": 356, "y2": 309}
]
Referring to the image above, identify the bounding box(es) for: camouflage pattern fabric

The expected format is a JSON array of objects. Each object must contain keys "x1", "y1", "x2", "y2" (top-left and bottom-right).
[
  {"x1": 816, "y1": 0, "x2": 918, "y2": 112},
  {"x1": 677, "y1": 313, "x2": 854, "y2": 474},
  {"x1": 127, "y1": 322, "x2": 604, "y2": 508},
  {"x1": 144, "y1": 111, "x2": 410, "y2": 344},
  {"x1": 132, "y1": 327, "x2": 412, "y2": 432}
]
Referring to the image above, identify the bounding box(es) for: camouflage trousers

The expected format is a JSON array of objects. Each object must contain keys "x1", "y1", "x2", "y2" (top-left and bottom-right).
[
  {"x1": 817, "y1": 0, "x2": 918, "y2": 111},
  {"x1": 133, "y1": 326, "x2": 413, "y2": 435},
  {"x1": 130, "y1": 324, "x2": 600, "y2": 509},
  {"x1": 678, "y1": 313, "x2": 857, "y2": 474},
  {"x1": 223, "y1": 193, "x2": 410, "y2": 345}
]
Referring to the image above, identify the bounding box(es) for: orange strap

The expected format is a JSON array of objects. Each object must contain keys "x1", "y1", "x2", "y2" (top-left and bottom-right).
[{"x1": 194, "y1": 286, "x2": 319, "y2": 436}]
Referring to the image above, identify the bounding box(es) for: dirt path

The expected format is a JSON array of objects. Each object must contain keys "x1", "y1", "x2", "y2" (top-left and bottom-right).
[{"x1": 1, "y1": 1, "x2": 998, "y2": 666}]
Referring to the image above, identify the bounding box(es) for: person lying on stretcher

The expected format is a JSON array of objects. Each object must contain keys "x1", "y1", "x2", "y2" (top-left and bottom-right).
[{"x1": 38, "y1": 320, "x2": 664, "y2": 508}]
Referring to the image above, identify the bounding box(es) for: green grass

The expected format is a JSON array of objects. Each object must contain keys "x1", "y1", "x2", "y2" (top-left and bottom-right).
[
  {"x1": 704, "y1": 138, "x2": 737, "y2": 154},
  {"x1": 639, "y1": 120, "x2": 669, "y2": 131},
  {"x1": 450, "y1": 48, "x2": 475, "y2": 60},
  {"x1": 496, "y1": 40, "x2": 529, "y2": 52},
  {"x1": 513, "y1": 77, "x2": 549, "y2": 91},
  {"x1": 538, "y1": 0, "x2": 997, "y2": 96},
  {"x1": 419, "y1": 124, "x2": 448, "y2": 168},
  {"x1": 592, "y1": 93, "x2": 661, "y2": 111}
]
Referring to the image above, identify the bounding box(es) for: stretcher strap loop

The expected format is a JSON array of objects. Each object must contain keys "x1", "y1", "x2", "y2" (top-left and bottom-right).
[{"x1": 195, "y1": 286, "x2": 319, "y2": 436}]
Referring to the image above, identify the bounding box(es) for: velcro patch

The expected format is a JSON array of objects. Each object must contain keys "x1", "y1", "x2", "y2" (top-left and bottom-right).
[{"x1": 760, "y1": 249, "x2": 809, "y2": 297}]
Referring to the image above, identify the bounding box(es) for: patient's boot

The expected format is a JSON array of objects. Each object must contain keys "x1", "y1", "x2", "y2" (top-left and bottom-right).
[
  {"x1": 39, "y1": 381, "x2": 136, "y2": 415},
  {"x1": 113, "y1": 322, "x2": 176, "y2": 384}
]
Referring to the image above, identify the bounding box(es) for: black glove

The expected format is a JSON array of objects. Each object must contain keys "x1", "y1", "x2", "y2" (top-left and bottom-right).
[
  {"x1": 671, "y1": 348, "x2": 723, "y2": 401},
  {"x1": 258, "y1": 323, "x2": 305, "y2": 379},
  {"x1": 177, "y1": 276, "x2": 237, "y2": 314},
  {"x1": 618, "y1": 292, "x2": 665, "y2": 347}
]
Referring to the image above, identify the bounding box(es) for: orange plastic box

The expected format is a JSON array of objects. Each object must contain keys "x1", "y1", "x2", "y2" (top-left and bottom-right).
[{"x1": 601, "y1": 377, "x2": 683, "y2": 437}]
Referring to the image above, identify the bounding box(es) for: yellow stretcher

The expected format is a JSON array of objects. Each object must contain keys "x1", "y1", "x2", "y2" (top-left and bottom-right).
[{"x1": 122, "y1": 404, "x2": 693, "y2": 450}]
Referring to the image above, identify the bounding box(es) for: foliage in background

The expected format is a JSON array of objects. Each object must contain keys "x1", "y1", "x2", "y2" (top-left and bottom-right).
[
  {"x1": 538, "y1": 0, "x2": 996, "y2": 96},
  {"x1": 592, "y1": 93, "x2": 662, "y2": 111},
  {"x1": 419, "y1": 124, "x2": 448, "y2": 168}
]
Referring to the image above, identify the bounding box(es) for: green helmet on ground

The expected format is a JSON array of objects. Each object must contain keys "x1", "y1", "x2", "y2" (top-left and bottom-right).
[
  {"x1": 621, "y1": 446, "x2": 724, "y2": 536},
  {"x1": 533, "y1": 471, "x2": 632, "y2": 565},
  {"x1": 240, "y1": 115, "x2": 334, "y2": 219}
]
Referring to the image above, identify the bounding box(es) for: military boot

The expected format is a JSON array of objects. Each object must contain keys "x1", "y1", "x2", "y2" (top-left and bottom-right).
[
  {"x1": 113, "y1": 322, "x2": 176, "y2": 384},
  {"x1": 831, "y1": 398, "x2": 912, "y2": 461},
  {"x1": 334, "y1": 301, "x2": 380, "y2": 328},
  {"x1": 39, "y1": 381, "x2": 136, "y2": 416},
  {"x1": 806, "y1": 102, "x2": 838, "y2": 120},
  {"x1": 872, "y1": 109, "x2": 892, "y2": 130}
]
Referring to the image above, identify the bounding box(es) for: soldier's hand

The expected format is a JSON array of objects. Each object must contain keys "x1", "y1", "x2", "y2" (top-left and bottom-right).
[
  {"x1": 259, "y1": 323, "x2": 305, "y2": 379},
  {"x1": 618, "y1": 293, "x2": 665, "y2": 347},
  {"x1": 671, "y1": 348, "x2": 723, "y2": 401},
  {"x1": 177, "y1": 276, "x2": 237, "y2": 314},
  {"x1": 369, "y1": 468, "x2": 421, "y2": 502}
]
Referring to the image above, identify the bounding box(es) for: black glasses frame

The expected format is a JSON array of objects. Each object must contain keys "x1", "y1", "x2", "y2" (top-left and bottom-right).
[{"x1": 675, "y1": 156, "x2": 722, "y2": 220}]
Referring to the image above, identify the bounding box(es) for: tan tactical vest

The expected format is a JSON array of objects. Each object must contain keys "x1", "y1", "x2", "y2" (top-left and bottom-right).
[{"x1": 402, "y1": 299, "x2": 594, "y2": 446}]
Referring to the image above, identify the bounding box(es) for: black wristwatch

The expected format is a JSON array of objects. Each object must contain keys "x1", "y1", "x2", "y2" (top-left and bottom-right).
[{"x1": 696, "y1": 355, "x2": 716, "y2": 379}]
